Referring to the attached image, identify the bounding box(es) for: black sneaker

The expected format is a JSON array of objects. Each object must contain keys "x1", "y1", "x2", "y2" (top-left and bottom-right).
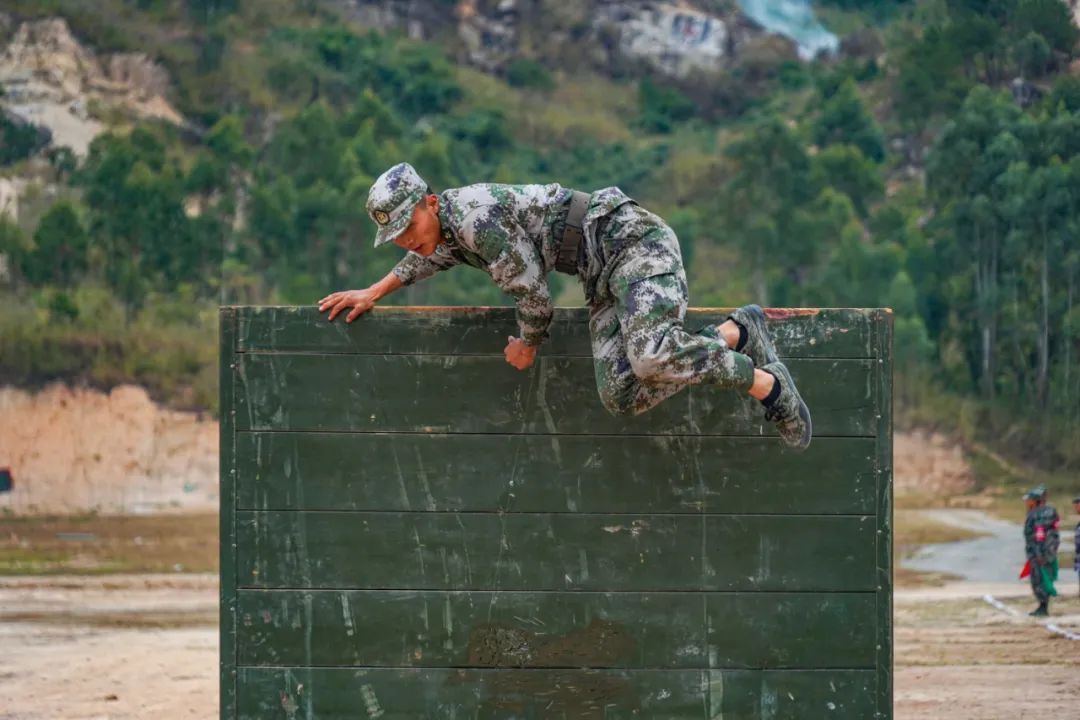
[
  {"x1": 1029, "y1": 605, "x2": 1049, "y2": 617},
  {"x1": 761, "y1": 361, "x2": 812, "y2": 451},
  {"x1": 729, "y1": 304, "x2": 779, "y2": 368}
]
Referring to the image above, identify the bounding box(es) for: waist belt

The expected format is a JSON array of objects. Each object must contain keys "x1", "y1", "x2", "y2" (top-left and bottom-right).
[{"x1": 555, "y1": 190, "x2": 590, "y2": 275}]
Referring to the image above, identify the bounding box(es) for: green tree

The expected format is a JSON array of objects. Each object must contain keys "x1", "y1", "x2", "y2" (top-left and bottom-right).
[
  {"x1": 894, "y1": 25, "x2": 967, "y2": 131},
  {"x1": 1014, "y1": 0, "x2": 1079, "y2": 55},
  {"x1": 1048, "y1": 74, "x2": 1080, "y2": 112},
  {"x1": 723, "y1": 114, "x2": 816, "y2": 303},
  {"x1": 77, "y1": 128, "x2": 221, "y2": 305},
  {"x1": 637, "y1": 76, "x2": 696, "y2": 134},
  {"x1": 206, "y1": 114, "x2": 254, "y2": 166},
  {"x1": 263, "y1": 101, "x2": 350, "y2": 188},
  {"x1": 813, "y1": 78, "x2": 885, "y2": 161},
  {"x1": 187, "y1": 0, "x2": 239, "y2": 24},
  {"x1": 1013, "y1": 31, "x2": 1053, "y2": 77},
  {"x1": 0, "y1": 214, "x2": 29, "y2": 285},
  {"x1": 24, "y1": 201, "x2": 90, "y2": 286},
  {"x1": 791, "y1": 189, "x2": 880, "y2": 307},
  {"x1": 506, "y1": 59, "x2": 555, "y2": 91},
  {"x1": 810, "y1": 144, "x2": 884, "y2": 217},
  {"x1": 0, "y1": 112, "x2": 50, "y2": 166}
]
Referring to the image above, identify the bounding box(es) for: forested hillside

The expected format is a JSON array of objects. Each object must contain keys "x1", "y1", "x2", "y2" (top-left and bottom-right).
[{"x1": 2, "y1": 0, "x2": 1079, "y2": 472}]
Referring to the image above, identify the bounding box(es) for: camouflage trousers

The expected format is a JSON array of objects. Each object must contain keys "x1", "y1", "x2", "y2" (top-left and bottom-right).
[
  {"x1": 587, "y1": 203, "x2": 755, "y2": 417},
  {"x1": 1030, "y1": 562, "x2": 1050, "y2": 604}
]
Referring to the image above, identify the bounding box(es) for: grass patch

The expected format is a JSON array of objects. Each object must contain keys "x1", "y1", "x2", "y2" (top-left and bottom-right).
[
  {"x1": 457, "y1": 67, "x2": 637, "y2": 150},
  {"x1": 0, "y1": 513, "x2": 218, "y2": 575},
  {"x1": 894, "y1": 493, "x2": 949, "y2": 510},
  {"x1": 1, "y1": 609, "x2": 217, "y2": 629},
  {"x1": 894, "y1": 565, "x2": 961, "y2": 588},
  {"x1": 894, "y1": 509, "x2": 987, "y2": 555},
  {"x1": 816, "y1": 0, "x2": 910, "y2": 36}
]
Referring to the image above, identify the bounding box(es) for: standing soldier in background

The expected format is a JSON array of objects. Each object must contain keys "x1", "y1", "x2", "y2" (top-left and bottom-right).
[
  {"x1": 1022, "y1": 485, "x2": 1060, "y2": 617},
  {"x1": 1073, "y1": 494, "x2": 1080, "y2": 598}
]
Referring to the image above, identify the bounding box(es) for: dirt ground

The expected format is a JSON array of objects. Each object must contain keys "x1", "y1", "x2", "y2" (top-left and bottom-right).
[
  {"x1": 1, "y1": 574, "x2": 1078, "y2": 719},
  {"x1": 0, "y1": 574, "x2": 218, "y2": 720}
]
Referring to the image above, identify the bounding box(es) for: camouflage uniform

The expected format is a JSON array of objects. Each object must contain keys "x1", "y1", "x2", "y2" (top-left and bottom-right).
[
  {"x1": 1074, "y1": 495, "x2": 1080, "y2": 596},
  {"x1": 1023, "y1": 502, "x2": 1060, "y2": 606},
  {"x1": 387, "y1": 180, "x2": 754, "y2": 416}
]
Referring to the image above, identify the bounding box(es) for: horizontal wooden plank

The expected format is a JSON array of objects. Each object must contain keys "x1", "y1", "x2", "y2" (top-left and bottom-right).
[
  {"x1": 707, "y1": 593, "x2": 875, "y2": 668},
  {"x1": 237, "y1": 590, "x2": 703, "y2": 668},
  {"x1": 237, "y1": 667, "x2": 876, "y2": 719},
  {"x1": 234, "y1": 355, "x2": 876, "y2": 436},
  {"x1": 238, "y1": 667, "x2": 707, "y2": 719},
  {"x1": 236, "y1": 434, "x2": 877, "y2": 514},
  {"x1": 236, "y1": 306, "x2": 879, "y2": 358},
  {"x1": 236, "y1": 590, "x2": 874, "y2": 670},
  {"x1": 237, "y1": 512, "x2": 876, "y2": 591},
  {"x1": 708, "y1": 669, "x2": 877, "y2": 719}
]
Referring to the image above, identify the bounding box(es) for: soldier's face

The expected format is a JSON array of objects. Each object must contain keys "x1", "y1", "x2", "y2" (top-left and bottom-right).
[
  {"x1": 1025, "y1": 499, "x2": 1037, "y2": 510},
  {"x1": 393, "y1": 195, "x2": 442, "y2": 257}
]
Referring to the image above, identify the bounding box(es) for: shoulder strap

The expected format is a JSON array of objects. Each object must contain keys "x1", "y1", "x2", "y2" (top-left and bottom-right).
[{"x1": 555, "y1": 190, "x2": 589, "y2": 274}]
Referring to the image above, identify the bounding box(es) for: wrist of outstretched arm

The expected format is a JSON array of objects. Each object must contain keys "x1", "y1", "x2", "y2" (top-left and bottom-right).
[
  {"x1": 374, "y1": 269, "x2": 408, "y2": 300},
  {"x1": 520, "y1": 322, "x2": 549, "y2": 347},
  {"x1": 522, "y1": 334, "x2": 545, "y2": 348},
  {"x1": 515, "y1": 303, "x2": 553, "y2": 348},
  {"x1": 521, "y1": 320, "x2": 551, "y2": 347}
]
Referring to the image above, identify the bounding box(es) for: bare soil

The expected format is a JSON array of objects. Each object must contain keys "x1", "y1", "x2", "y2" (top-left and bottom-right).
[
  {"x1": 895, "y1": 585, "x2": 1080, "y2": 720},
  {"x1": 0, "y1": 574, "x2": 218, "y2": 720}
]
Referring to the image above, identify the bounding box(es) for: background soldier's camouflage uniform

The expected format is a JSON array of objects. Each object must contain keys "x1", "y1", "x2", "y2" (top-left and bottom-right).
[
  {"x1": 1074, "y1": 496, "x2": 1080, "y2": 596},
  {"x1": 1023, "y1": 502, "x2": 1060, "y2": 606},
  {"x1": 391, "y1": 183, "x2": 754, "y2": 415},
  {"x1": 1075, "y1": 514, "x2": 1080, "y2": 595}
]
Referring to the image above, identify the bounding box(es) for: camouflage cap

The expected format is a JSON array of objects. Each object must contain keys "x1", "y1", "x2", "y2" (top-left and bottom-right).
[
  {"x1": 366, "y1": 162, "x2": 428, "y2": 248},
  {"x1": 1031, "y1": 484, "x2": 1047, "y2": 499}
]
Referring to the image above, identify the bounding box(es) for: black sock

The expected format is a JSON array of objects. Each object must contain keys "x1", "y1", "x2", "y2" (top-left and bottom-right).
[
  {"x1": 762, "y1": 371, "x2": 782, "y2": 406},
  {"x1": 733, "y1": 321, "x2": 747, "y2": 352}
]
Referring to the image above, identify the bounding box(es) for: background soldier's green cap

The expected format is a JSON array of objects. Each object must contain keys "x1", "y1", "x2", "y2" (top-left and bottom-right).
[
  {"x1": 1073, "y1": 495, "x2": 1080, "y2": 504},
  {"x1": 366, "y1": 162, "x2": 428, "y2": 248}
]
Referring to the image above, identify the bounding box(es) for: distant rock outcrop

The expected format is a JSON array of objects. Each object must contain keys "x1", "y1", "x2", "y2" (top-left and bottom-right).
[
  {"x1": 334, "y1": 0, "x2": 786, "y2": 80},
  {"x1": 0, "y1": 17, "x2": 184, "y2": 157},
  {"x1": 0, "y1": 177, "x2": 18, "y2": 220}
]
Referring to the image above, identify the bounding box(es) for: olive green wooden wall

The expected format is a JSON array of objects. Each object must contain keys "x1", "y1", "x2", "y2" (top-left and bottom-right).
[{"x1": 220, "y1": 306, "x2": 893, "y2": 719}]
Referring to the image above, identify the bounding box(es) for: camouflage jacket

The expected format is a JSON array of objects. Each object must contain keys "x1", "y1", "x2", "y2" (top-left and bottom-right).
[
  {"x1": 391, "y1": 183, "x2": 634, "y2": 346},
  {"x1": 1023, "y1": 505, "x2": 1060, "y2": 563}
]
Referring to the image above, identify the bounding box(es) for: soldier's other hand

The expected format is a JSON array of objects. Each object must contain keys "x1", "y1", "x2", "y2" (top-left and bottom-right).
[
  {"x1": 318, "y1": 288, "x2": 378, "y2": 323},
  {"x1": 504, "y1": 336, "x2": 537, "y2": 370}
]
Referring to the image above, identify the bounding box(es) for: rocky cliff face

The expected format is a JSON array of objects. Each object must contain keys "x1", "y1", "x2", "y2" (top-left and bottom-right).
[
  {"x1": 335, "y1": 0, "x2": 783, "y2": 80},
  {"x1": 0, "y1": 16, "x2": 184, "y2": 158}
]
